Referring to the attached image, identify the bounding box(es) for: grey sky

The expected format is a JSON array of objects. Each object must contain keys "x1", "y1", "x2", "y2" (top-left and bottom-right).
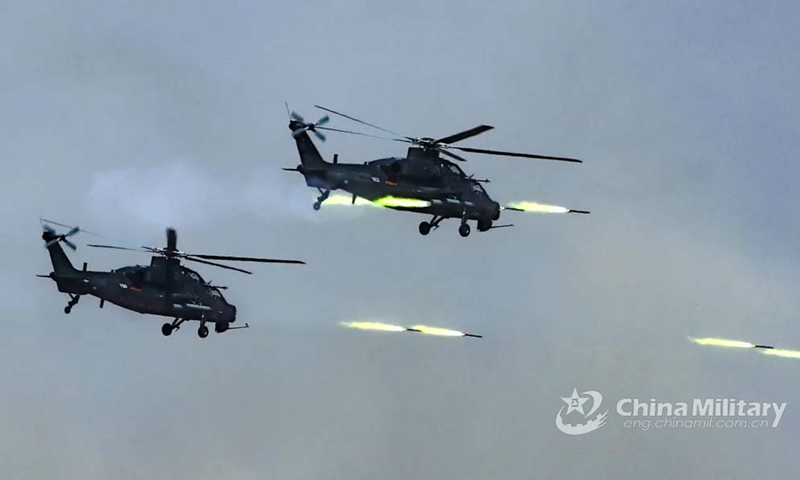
[{"x1": 3, "y1": 0, "x2": 800, "y2": 478}]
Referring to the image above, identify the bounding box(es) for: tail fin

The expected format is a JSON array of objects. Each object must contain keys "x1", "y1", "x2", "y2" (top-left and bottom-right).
[
  {"x1": 42, "y1": 230, "x2": 77, "y2": 274},
  {"x1": 289, "y1": 120, "x2": 329, "y2": 170}
]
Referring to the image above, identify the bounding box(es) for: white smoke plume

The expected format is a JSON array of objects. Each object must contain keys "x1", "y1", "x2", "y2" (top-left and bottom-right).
[{"x1": 84, "y1": 160, "x2": 368, "y2": 228}]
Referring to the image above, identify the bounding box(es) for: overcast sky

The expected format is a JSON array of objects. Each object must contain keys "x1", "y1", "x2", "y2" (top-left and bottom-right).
[{"x1": 3, "y1": 1, "x2": 800, "y2": 478}]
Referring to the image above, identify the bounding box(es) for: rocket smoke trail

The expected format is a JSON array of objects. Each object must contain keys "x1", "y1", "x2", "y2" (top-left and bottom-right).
[
  {"x1": 339, "y1": 322, "x2": 407, "y2": 332},
  {"x1": 340, "y1": 322, "x2": 482, "y2": 339},
  {"x1": 689, "y1": 337, "x2": 756, "y2": 349},
  {"x1": 761, "y1": 348, "x2": 800, "y2": 359},
  {"x1": 689, "y1": 337, "x2": 800, "y2": 359}
]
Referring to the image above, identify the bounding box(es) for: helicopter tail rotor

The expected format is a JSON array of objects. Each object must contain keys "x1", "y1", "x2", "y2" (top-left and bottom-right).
[
  {"x1": 41, "y1": 220, "x2": 80, "y2": 251},
  {"x1": 290, "y1": 110, "x2": 330, "y2": 142}
]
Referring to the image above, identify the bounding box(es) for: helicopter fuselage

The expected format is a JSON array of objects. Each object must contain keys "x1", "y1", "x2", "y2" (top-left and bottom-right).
[
  {"x1": 310, "y1": 159, "x2": 500, "y2": 221},
  {"x1": 287, "y1": 106, "x2": 584, "y2": 236},
  {"x1": 290, "y1": 120, "x2": 501, "y2": 225},
  {"x1": 43, "y1": 234, "x2": 237, "y2": 326}
]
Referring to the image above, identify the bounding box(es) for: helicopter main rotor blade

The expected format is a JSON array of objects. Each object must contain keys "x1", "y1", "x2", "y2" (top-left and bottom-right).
[
  {"x1": 40, "y1": 218, "x2": 76, "y2": 230},
  {"x1": 40, "y1": 218, "x2": 104, "y2": 237},
  {"x1": 314, "y1": 105, "x2": 408, "y2": 140},
  {"x1": 86, "y1": 244, "x2": 152, "y2": 253},
  {"x1": 315, "y1": 126, "x2": 397, "y2": 141},
  {"x1": 183, "y1": 256, "x2": 253, "y2": 274},
  {"x1": 450, "y1": 146, "x2": 583, "y2": 163},
  {"x1": 435, "y1": 125, "x2": 494, "y2": 145},
  {"x1": 438, "y1": 149, "x2": 469, "y2": 162},
  {"x1": 188, "y1": 254, "x2": 306, "y2": 265}
]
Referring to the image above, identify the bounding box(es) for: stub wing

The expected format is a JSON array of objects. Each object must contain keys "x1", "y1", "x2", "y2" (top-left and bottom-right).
[{"x1": 173, "y1": 303, "x2": 212, "y2": 312}]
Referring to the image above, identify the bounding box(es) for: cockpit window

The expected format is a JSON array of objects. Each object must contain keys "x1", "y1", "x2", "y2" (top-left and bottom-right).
[
  {"x1": 126, "y1": 269, "x2": 146, "y2": 287},
  {"x1": 471, "y1": 181, "x2": 486, "y2": 194}
]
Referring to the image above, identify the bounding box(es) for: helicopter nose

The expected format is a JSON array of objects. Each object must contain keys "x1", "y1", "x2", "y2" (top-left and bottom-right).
[
  {"x1": 492, "y1": 202, "x2": 501, "y2": 220},
  {"x1": 230, "y1": 305, "x2": 237, "y2": 322}
]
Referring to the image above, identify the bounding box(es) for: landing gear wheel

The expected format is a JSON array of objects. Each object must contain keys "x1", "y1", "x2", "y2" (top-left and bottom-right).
[
  {"x1": 459, "y1": 224, "x2": 471, "y2": 237},
  {"x1": 418, "y1": 221, "x2": 431, "y2": 236},
  {"x1": 161, "y1": 323, "x2": 173, "y2": 336},
  {"x1": 313, "y1": 202, "x2": 321, "y2": 211},
  {"x1": 198, "y1": 325, "x2": 209, "y2": 338},
  {"x1": 64, "y1": 295, "x2": 79, "y2": 313}
]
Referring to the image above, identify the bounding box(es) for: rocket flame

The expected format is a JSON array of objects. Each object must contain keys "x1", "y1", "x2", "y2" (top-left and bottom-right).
[
  {"x1": 690, "y1": 336, "x2": 800, "y2": 360},
  {"x1": 339, "y1": 321, "x2": 407, "y2": 332},
  {"x1": 324, "y1": 195, "x2": 376, "y2": 207},
  {"x1": 318, "y1": 195, "x2": 431, "y2": 208},
  {"x1": 373, "y1": 196, "x2": 432, "y2": 208},
  {"x1": 506, "y1": 201, "x2": 570, "y2": 214},
  {"x1": 409, "y1": 325, "x2": 467, "y2": 337},
  {"x1": 689, "y1": 337, "x2": 755, "y2": 349},
  {"x1": 761, "y1": 349, "x2": 800, "y2": 359}
]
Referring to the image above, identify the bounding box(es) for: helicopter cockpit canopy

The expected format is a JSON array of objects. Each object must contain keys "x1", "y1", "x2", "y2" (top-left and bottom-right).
[
  {"x1": 471, "y1": 180, "x2": 488, "y2": 195},
  {"x1": 180, "y1": 266, "x2": 226, "y2": 300},
  {"x1": 184, "y1": 269, "x2": 201, "y2": 282},
  {"x1": 443, "y1": 160, "x2": 467, "y2": 178},
  {"x1": 367, "y1": 157, "x2": 407, "y2": 176},
  {"x1": 369, "y1": 153, "x2": 442, "y2": 182},
  {"x1": 117, "y1": 266, "x2": 148, "y2": 288}
]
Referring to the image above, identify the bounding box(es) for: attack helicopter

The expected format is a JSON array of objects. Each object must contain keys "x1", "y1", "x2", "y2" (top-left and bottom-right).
[
  {"x1": 38, "y1": 220, "x2": 304, "y2": 338},
  {"x1": 284, "y1": 105, "x2": 588, "y2": 237}
]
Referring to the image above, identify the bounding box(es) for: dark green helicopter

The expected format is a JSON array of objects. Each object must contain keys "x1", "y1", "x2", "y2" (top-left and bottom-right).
[
  {"x1": 38, "y1": 220, "x2": 304, "y2": 338},
  {"x1": 284, "y1": 105, "x2": 588, "y2": 237}
]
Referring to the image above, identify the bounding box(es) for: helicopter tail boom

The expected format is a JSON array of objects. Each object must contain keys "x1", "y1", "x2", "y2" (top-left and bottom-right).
[
  {"x1": 43, "y1": 239, "x2": 94, "y2": 297},
  {"x1": 42, "y1": 230, "x2": 78, "y2": 275},
  {"x1": 290, "y1": 120, "x2": 330, "y2": 170}
]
